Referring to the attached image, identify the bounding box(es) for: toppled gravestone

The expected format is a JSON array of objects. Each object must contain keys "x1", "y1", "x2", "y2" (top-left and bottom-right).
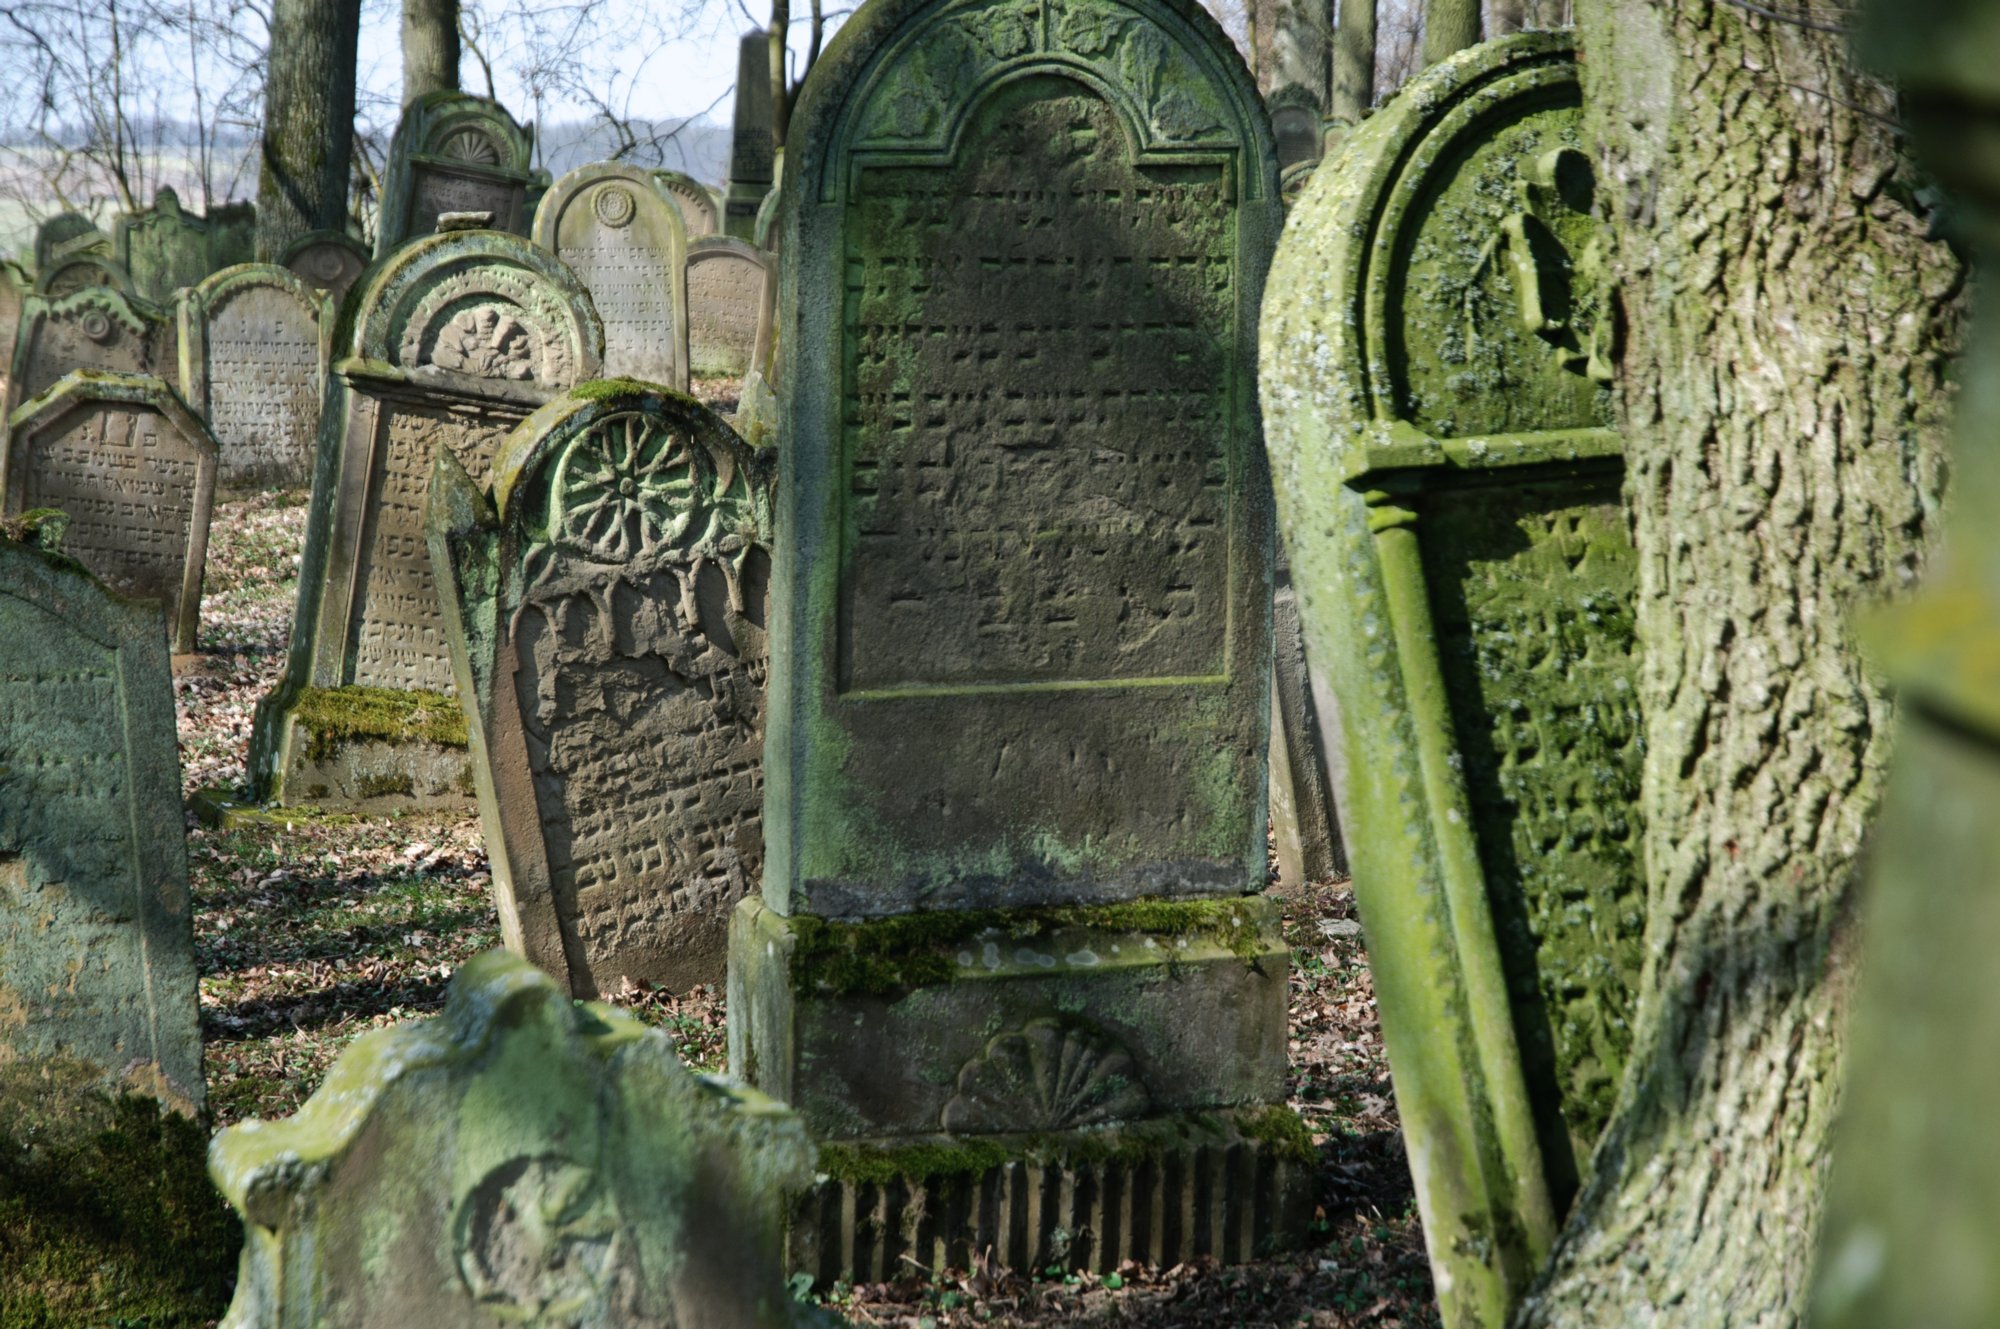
[
  {"x1": 176, "y1": 263, "x2": 328, "y2": 488},
  {"x1": 685, "y1": 236, "x2": 772, "y2": 379},
  {"x1": 209, "y1": 949, "x2": 817, "y2": 1329},
  {"x1": 533, "y1": 163, "x2": 690, "y2": 388},
  {"x1": 0, "y1": 518, "x2": 202, "y2": 1112},
  {"x1": 730, "y1": 0, "x2": 1308, "y2": 1283},
  {"x1": 1259, "y1": 32, "x2": 1641, "y2": 1326},
  {"x1": 376, "y1": 93, "x2": 536, "y2": 256},
  {"x1": 429, "y1": 383, "x2": 773, "y2": 997}
]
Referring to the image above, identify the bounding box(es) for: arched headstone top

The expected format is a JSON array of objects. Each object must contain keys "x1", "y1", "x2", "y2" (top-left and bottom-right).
[
  {"x1": 650, "y1": 169, "x2": 721, "y2": 237},
  {"x1": 344, "y1": 231, "x2": 604, "y2": 392},
  {"x1": 34, "y1": 212, "x2": 107, "y2": 271},
  {"x1": 186, "y1": 260, "x2": 322, "y2": 311},
  {"x1": 280, "y1": 229, "x2": 370, "y2": 297},
  {"x1": 33, "y1": 254, "x2": 135, "y2": 300},
  {"x1": 534, "y1": 163, "x2": 688, "y2": 256},
  {"x1": 402, "y1": 91, "x2": 534, "y2": 174},
  {"x1": 377, "y1": 93, "x2": 536, "y2": 254},
  {"x1": 752, "y1": 184, "x2": 782, "y2": 252}
]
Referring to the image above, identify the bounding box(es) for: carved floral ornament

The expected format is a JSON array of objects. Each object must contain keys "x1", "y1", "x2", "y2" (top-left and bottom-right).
[
  {"x1": 940, "y1": 1019, "x2": 1151, "y2": 1133},
  {"x1": 453, "y1": 1153, "x2": 626, "y2": 1323},
  {"x1": 540, "y1": 409, "x2": 757, "y2": 567},
  {"x1": 391, "y1": 261, "x2": 586, "y2": 386}
]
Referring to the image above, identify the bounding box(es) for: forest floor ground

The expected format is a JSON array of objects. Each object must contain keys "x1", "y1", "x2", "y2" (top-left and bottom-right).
[{"x1": 170, "y1": 482, "x2": 1437, "y2": 1328}]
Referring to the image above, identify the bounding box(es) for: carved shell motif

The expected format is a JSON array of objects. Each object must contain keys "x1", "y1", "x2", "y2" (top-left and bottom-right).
[
  {"x1": 940, "y1": 1019, "x2": 1151, "y2": 1133},
  {"x1": 426, "y1": 302, "x2": 538, "y2": 380},
  {"x1": 440, "y1": 127, "x2": 503, "y2": 165}
]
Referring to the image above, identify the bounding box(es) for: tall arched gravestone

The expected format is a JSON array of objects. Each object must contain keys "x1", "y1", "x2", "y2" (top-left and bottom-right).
[
  {"x1": 533, "y1": 163, "x2": 690, "y2": 389},
  {"x1": 685, "y1": 236, "x2": 772, "y2": 379},
  {"x1": 1259, "y1": 34, "x2": 1639, "y2": 1328},
  {"x1": 651, "y1": 170, "x2": 720, "y2": 239},
  {"x1": 729, "y1": 0, "x2": 1307, "y2": 1283},
  {"x1": 249, "y1": 231, "x2": 603, "y2": 811},
  {"x1": 429, "y1": 385, "x2": 773, "y2": 997},
  {"x1": 281, "y1": 229, "x2": 370, "y2": 306},
  {"x1": 376, "y1": 93, "x2": 535, "y2": 257},
  {"x1": 177, "y1": 264, "x2": 329, "y2": 489},
  {"x1": 0, "y1": 527, "x2": 201, "y2": 1114},
  {"x1": 3, "y1": 372, "x2": 218, "y2": 654}
]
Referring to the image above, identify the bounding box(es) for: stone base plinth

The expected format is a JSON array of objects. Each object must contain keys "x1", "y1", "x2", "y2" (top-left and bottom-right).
[{"x1": 250, "y1": 684, "x2": 473, "y2": 813}]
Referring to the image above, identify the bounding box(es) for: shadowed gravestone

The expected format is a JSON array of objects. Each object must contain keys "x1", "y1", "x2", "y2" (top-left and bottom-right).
[
  {"x1": 33, "y1": 212, "x2": 109, "y2": 271},
  {"x1": 725, "y1": 30, "x2": 777, "y2": 239},
  {"x1": 248, "y1": 230, "x2": 603, "y2": 811},
  {"x1": 176, "y1": 263, "x2": 329, "y2": 489},
  {"x1": 729, "y1": 0, "x2": 1308, "y2": 1283},
  {"x1": 685, "y1": 236, "x2": 773, "y2": 379},
  {"x1": 532, "y1": 163, "x2": 690, "y2": 389},
  {"x1": 1259, "y1": 33, "x2": 1641, "y2": 1328},
  {"x1": 280, "y1": 229, "x2": 370, "y2": 306},
  {"x1": 33, "y1": 254, "x2": 134, "y2": 300},
  {"x1": 429, "y1": 384, "x2": 774, "y2": 998},
  {"x1": 116, "y1": 186, "x2": 219, "y2": 305},
  {"x1": 376, "y1": 93, "x2": 536, "y2": 257},
  {"x1": 652, "y1": 169, "x2": 720, "y2": 239},
  {"x1": 1268, "y1": 84, "x2": 1323, "y2": 172}
]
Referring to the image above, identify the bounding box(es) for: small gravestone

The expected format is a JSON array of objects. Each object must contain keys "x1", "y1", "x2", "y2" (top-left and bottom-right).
[
  {"x1": 376, "y1": 93, "x2": 535, "y2": 257},
  {"x1": 206, "y1": 201, "x2": 256, "y2": 270},
  {"x1": 116, "y1": 186, "x2": 215, "y2": 304},
  {"x1": 1268, "y1": 85, "x2": 1323, "y2": 171},
  {"x1": 1260, "y1": 33, "x2": 1638, "y2": 1323},
  {"x1": 0, "y1": 522, "x2": 202, "y2": 1112},
  {"x1": 249, "y1": 230, "x2": 603, "y2": 811},
  {"x1": 6, "y1": 285, "x2": 175, "y2": 426},
  {"x1": 685, "y1": 236, "x2": 771, "y2": 379},
  {"x1": 33, "y1": 213, "x2": 108, "y2": 271},
  {"x1": 533, "y1": 163, "x2": 690, "y2": 388},
  {"x1": 729, "y1": 0, "x2": 1305, "y2": 1282},
  {"x1": 430, "y1": 384, "x2": 773, "y2": 996},
  {"x1": 210, "y1": 950, "x2": 815, "y2": 1329},
  {"x1": 176, "y1": 264, "x2": 328, "y2": 489},
  {"x1": 3, "y1": 372, "x2": 218, "y2": 652},
  {"x1": 280, "y1": 229, "x2": 369, "y2": 304},
  {"x1": 724, "y1": 31, "x2": 776, "y2": 240},
  {"x1": 652, "y1": 169, "x2": 719, "y2": 239}
]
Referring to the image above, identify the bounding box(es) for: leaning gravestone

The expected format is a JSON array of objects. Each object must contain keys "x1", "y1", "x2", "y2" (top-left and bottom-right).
[
  {"x1": 1260, "y1": 33, "x2": 1640, "y2": 1329},
  {"x1": 115, "y1": 186, "x2": 216, "y2": 304},
  {"x1": 685, "y1": 236, "x2": 771, "y2": 379},
  {"x1": 33, "y1": 213, "x2": 110, "y2": 277},
  {"x1": 430, "y1": 384, "x2": 773, "y2": 996},
  {"x1": 280, "y1": 229, "x2": 370, "y2": 305},
  {"x1": 0, "y1": 521, "x2": 202, "y2": 1113},
  {"x1": 176, "y1": 264, "x2": 328, "y2": 488},
  {"x1": 376, "y1": 93, "x2": 535, "y2": 256},
  {"x1": 210, "y1": 950, "x2": 816, "y2": 1329},
  {"x1": 248, "y1": 230, "x2": 603, "y2": 811},
  {"x1": 532, "y1": 163, "x2": 690, "y2": 388},
  {"x1": 652, "y1": 169, "x2": 720, "y2": 239},
  {"x1": 730, "y1": 0, "x2": 1306, "y2": 1283},
  {"x1": 724, "y1": 31, "x2": 777, "y2": 239},
  {"x1": 5, "y1": 285, "x2": 174, "y2": 433},
  {"x1": 3, "y1": 372, "x2": 218, "y2": 653}
]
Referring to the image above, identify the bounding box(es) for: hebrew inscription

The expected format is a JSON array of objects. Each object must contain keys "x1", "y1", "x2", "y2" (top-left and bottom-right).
[
  {"x1": 686, "y1": 243, "x2": 767, "y2": 378},
  {"x1": 199, "y1": 279, "x2": 322, "y2": 487},
  {"x1": 412, "y1": 169, "x2": 520, "y2": 240},
  {"x1": 542, "y1": 171, "x2": 686, "y2": 385}
]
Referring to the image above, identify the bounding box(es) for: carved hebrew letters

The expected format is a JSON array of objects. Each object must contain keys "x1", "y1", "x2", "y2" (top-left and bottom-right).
[
  {"x1": 538, "y1": 167, "x2": 688, "y2": 387},
  {"x1": 191, "y1": 272, "x2": 324, "y2": 487}
]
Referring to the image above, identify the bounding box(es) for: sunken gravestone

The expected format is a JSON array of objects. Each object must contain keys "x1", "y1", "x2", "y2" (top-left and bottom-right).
[
  {"x1": 653, "y1": 169, "x2": 720, "y2": 239},
  {"x1": 249, "y1": 231, "x2": 603, "y2": 811},
  {"x1": 376, "y1": 93, "x2": 535, "y2": 256},
  {"x1": 115, "y1": 186, "x2": 220, "y2": 305},
  {"x1": 1259, "y1": 33, "x2": 1640, "y2": 1328},
  {"x1": 724, "y1": 30, "x2": 777, "y2": 239},
  {"x1": 685, "y1": 236, "x2": 772, "y2": 379},
  {"x1": 0, "y1": 523, "x2": 202, "y2": 1112},
  {"x1": 729, "y1": 0, "x2": 1306, "y2": 1283},
  {"x1": 33, "y1": 254, "x2": 132, "y2": 300},
  {"x1": 3, "y1": 373, "x2": 217, "y2": 653},
  {"x1": 176, "y1": 264, "x2": 328, "y2": 488},
  {"x1": 533, "y1": 163, "x2": 690, "y2": 388},
  {"x1": 210, "y1": 951, "x2": 815, "y2": 1329},
  {"x1": 281, "y1": 229, "x2": 370, "y2": 305},
  {"x1": 430, "y1": 385, "x2": 773, "y2": 996}
]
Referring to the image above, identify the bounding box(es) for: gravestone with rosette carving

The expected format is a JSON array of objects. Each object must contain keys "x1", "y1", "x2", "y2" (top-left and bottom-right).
[
  {"x1": 176, "y1": 264, "x2": 329, "y2": 488},
  {"x1": 430, "y1": 384, "x2": 773, "y2": 997},
  {"x1": 1259, "y1": 33, "x2": 1641, "y2": 1327},
  {"x1": 685, "y1": 236, "x2": 772, "y2": 379},
  {"x1": 532, "y1": 164, "x2": 690, "y2": 388},
  {"x1": 728, "y1": 0, "x2": 1308, "y2": 1282},
  {"x1": 248, "y1": 230, "x2": 603, "y2": 812},
  {"x1": 724, "y1": 31, "x2": 777, "y2": 239},
  {"x1": 651, "y1": 170, "x2": 720, "y2": 239},
  {"x1": 280, "y1": 229, "x2": 370, "y2": 305},
  {"x1": 6, "y1": 285, "x2": 173, "y2": 429},
  {"x1": 376, "y1": 93, "x2": 536, "y2": 257}
]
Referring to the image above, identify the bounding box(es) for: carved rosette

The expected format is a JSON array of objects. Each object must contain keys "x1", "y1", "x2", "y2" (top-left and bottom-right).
[
  {"x1": 547, "y1": 411, "x2": 710, "y2": 563},
  {"x1": 940, "y1": 1019, "x2": 1151, "y2": 1133},
  {"x1": 453, "y1": 1154, "x2": 626, "y2": 1323}
]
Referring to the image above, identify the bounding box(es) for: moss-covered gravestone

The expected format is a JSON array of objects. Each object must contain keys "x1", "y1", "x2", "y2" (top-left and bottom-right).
[
  {"x1": 4, "y1": 372, "x2": 218, "y2": 653},
  {"x1": 730, "y1": 0, "x2": 1307, "y2": 1282},
  {"x1": 210, "y1": 949, "x2": 816, "y2": 1329},
  {"x1": 6, "y1": 285, "x2": 173, "y2": 422},
  {"x1": 280, "y1": 229, "x2": 370, "y2": 305},
  {"x1": 33, "y1": 253, "x2": 134, "y2": 300},
  {"x1": 376, "y1": 93, "x2": 536, "y2": 257},
  {"x1": 0, "y1": 523, "x2": 202, "y2": 1112},
  {"x1": 1259, "y1": 33, "x2": 1640, "y2": 1327},
  {"x1": 248, "y1": 231, "x2": 603, "y2": 811},
  {"x1": 652, "y1": 169, "x2": 720, "y2": 239},
  {"x1": 429, "y1": 384, "x2": 773, "y2": 997},
  {"x1": 1268, "y1": 556, "x2": 1346, "y2": 887},
  {"x1": 532, "y1": 164, "x2": 691, "y2": 389},
  {"x1": 115, "y1": 186, "x2": 220, "y2": 305},
  {"x1": 33, "y1": 212, "x2": 108, "y2": 271},
  {"x1": 176, "y1": 264, "x2": 329, "y2": 489},
  {"x1": 686, "y1": 236, "x2": 773, "y2": 379},
  {"x1": 724, "y1": 31, "x2": 777, "y2": 240}
]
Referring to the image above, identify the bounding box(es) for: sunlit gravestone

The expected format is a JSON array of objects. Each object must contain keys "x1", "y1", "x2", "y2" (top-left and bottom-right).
[
  {"x1": 249, "y1": 231, "x2": 603, "y2": 811},
  {"x1": 280, "y1": 229, "x2": 370, "y2": 306},
  {"x1": 1259, "y1": 34, "x2": 1641, "y2": 1328},
  {"x1": 533, "y1": 163, "x2": 691, "y2": 389},
  {"x1": 652, "y1": 169, "x2": 721, "y2": 239},
  {"x1": 0, "y1": 521, "x2": 202, "y2": 1114},
  {"x1": 685, "y1": 236, "x2": 773, "y2": 379},
  {"x1": 375, "y1": 93, "x2": 536, "y2": 257},
  {"x1": 176, "y1": 263, "x2": 328, "y2": 489},
  {"x1": 730, "y1": 0, "x2": 1307, "y2": 1283},
  {"x1": 429, "y1": 384, "x2": 774, "y2": 998},
  {"x1": 6, "y1": 285, "x2": 174, "y2": 428}
]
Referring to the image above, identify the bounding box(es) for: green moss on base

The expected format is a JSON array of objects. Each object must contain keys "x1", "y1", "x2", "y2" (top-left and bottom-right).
[
  {"x1": 1240, "y1": 1105, "x2": 1318, "y2": 1166},
  {"x1": 819, "y1": 1138, "x2": 1011, "y2": 1186},
  {"x1": 292, "y1": 685, "x2": 468, "y2": 761}
]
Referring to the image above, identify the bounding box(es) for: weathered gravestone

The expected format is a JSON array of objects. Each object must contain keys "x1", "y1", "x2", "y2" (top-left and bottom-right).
[
  {"x1": 753, "y1": 184, "x2": 782, "y2": 254},
  {"x1": 376, "y1": 93, "x2": 536, "y2": 257},
  {"x1": 206, "y1": 201, "x2": 257, "y2": 270},
  {"x1": 280, "y1": 229, "x2": 370, "y2": 305},
  {"x1": 686, "y1": 236, "x2": 772, "y2": 379},
  {"x1": 0, "y1": 519, "x2": 202, "y2": 1112},
  {"x1": 532, "y1": 163, "x2": 690, "y2": 388},
  {"x1": 177, "y1": 264, "x2": 328, "y2": 488},
  {"x1": 116, "y1": 186, "x2": 218, "y2": 305},
  {"x1": 210, "y1": 949, "x2": 817, "y2": 1329},
  {"x1": 429, "y1": 384, "x2": 773, "y2": 997},
  {"x1": 1267, "y1": 556, "x2": 1346, "y2": 887},
  {"x1": 1268, "y1": 85, "x2": 1323, "y2": 172},
  {"x1": 1258, "y1": 33, "x2": 1639, "y2": 1327},
  {"x1": 729, "y1": 0, "x2": 1307, "y2": 1282},
  {"x1": 6, "y1": 286, "x2": 173, "y2": 426},
  {"x1": 725, "y1": 30, "x2": 777, "y2": 239},
  {"x1": 652, "y1": 169, "x2": 720, "y2": 239},
  {"x1": 0, "y1": 263, "x2": 22, "y2": 408},
  {"x1": 33, "y1": 254, "x2": 134, "y2": 300},
  {"x1": 249, "y1": 230, "x2": 603, "y2": 811},
  {"x1": 34, "y1": 212, "x2": 108, "y2": 271},
  {"x1": 3, "y1": 372, "x2": 218, "y2": 653}
]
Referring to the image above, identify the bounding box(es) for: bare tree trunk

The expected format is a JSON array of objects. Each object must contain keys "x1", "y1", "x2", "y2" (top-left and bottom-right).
[
  {"x1": 1421, "y1": 0, "x2": 1479, "y2": 64},
  {"x1": 1515, "y1": 2, "x2": 1966, "y2": 1324},
  {"x1": 1330, "y1": 0, "x2": 1376, "y2": 122},
  {"x1": 769, "y1": 0, "x2": 789, "y2": 151},
  {"x1": 401, "y1": 0, "x2": 458, "y2": 108},
  {"x1": 257, "y1": 0, "x2": 361, "y2": 260}
]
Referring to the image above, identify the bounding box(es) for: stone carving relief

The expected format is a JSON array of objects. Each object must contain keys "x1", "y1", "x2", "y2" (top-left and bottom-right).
[
  {"x1": 426, "y1": 303, "x2": 541, "y2": 380},
  {"x1": 940, "y1": 1020, "x2": 1151, "y2": 1133},
  {"x1": 454, "y1": 1154, "x2": 627, "y2": 1322},
  {"x1": 395, "y1": 267, "x2": 581, "y2": 386}
]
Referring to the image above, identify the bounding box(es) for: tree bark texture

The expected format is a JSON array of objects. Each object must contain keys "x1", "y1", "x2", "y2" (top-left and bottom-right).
[
  {"x1": 1421, "y1": 0, "x2": 1480, "y2": 65},
  {"x1": 1329, "y1": 0, "x2": 1375, "y2": 120},
  {"x1": 1516, "y1": 3, "x2": 1964, "y2": 1325},
  {"x1": 257, "y1": 0, "x2": 361, "y2": 260},
  {"x1": 401, "y1": 0, "x2": 459, "y2": 107}
]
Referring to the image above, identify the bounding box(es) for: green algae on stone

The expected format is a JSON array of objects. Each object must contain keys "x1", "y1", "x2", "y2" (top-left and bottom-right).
[{"x1": 291, "y1": 684, "x2": 469, "y2": 759}]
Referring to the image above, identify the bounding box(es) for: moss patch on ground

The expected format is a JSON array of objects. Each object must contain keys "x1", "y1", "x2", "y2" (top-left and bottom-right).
[{"x1": 293, "y1": 684, "x2": 469, "y2": 761}]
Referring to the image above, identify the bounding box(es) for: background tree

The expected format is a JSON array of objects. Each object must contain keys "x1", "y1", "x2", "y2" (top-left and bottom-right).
[
  {"x1": 402, "y1": 0, "x2": 461, "y2": 106},
  {"x1": 256, "y1": 0, "x2": 362, "y2": 258}
]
